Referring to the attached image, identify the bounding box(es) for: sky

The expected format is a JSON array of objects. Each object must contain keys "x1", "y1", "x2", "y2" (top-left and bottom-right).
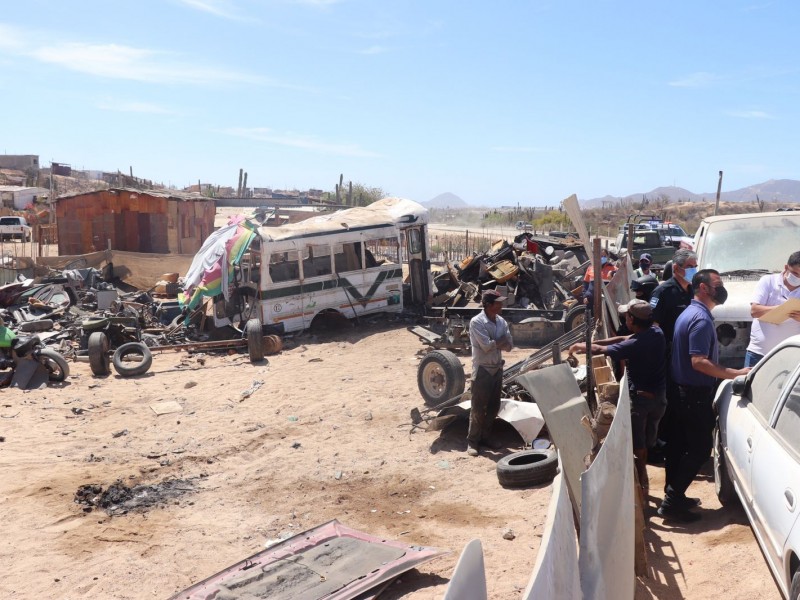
[{"x1": 1, "y1": 1, "x2": 799, "y2": 206}]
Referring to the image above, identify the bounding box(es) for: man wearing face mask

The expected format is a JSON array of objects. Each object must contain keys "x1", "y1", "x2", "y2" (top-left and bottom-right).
[
  {"x1": 648, "y1": 249, "x2": 696, "y2": 469},
  {"x1": 658, "y1": 269, "x2": 751, "y2": 522},
  {"x1": 744, "y1": 250, "x2": 800, "y2": 367},
  {"x1": 634, "y1": 253, "x2": 653, "y2": 278}
]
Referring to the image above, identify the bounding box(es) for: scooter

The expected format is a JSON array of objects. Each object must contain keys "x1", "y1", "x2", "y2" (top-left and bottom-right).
[{"x1": 0, "y1": 318, "x2": 70, "y2": 385}]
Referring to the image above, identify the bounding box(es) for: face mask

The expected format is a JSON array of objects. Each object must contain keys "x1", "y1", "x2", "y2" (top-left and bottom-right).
[
  {"x1": 600, "y1": 257, "x2": 608, "y2": 265},
  {"x1": 683, "y1": 266, "x2": 697, "y2": 281},
  {"x1": 786, "y1": 271, "x2": 800, "y2": 287},
  {"x1": 708, "y1": 284, "x2": 728, "y2": 305}
]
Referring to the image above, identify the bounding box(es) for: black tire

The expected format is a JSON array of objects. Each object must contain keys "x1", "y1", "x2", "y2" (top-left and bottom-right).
[
  {"x1": 564, "y1": 304, "x2": 587, "y2": 331},
  {"x1": 790, "y1": 570, "x2": 800, "y2": 600},
  {"x1": 246, "y1": 318, "x2": 265, "y2": 362},
  {"x1": 112, "y1": 342, "x2": 153, "y2": 377},
  {"x1": 714, "y1": 423, "x2": 738, "y2": 506},
  {"x1": 38, "y1": 348, "x2": 70, "y2": 382},
  {"x1": 417, "y1": 349, "x2": 466, "y2": 406},
  {"x1": 496, "y1": 449, "x2": 558, "y2": 488},
  {"x1": 88, "y1": 332, "x2": 111, "y2": 376}
]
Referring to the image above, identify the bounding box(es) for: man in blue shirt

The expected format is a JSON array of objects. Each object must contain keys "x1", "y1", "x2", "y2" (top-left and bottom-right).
[
  {"x1": 569, "y1": 299, "x2": 666, "y2": 498},
  {"x1": 658, "y1": 269, "x2": 750, "y2": 522}
]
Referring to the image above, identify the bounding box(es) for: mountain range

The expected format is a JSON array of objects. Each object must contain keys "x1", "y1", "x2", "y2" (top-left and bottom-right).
[{"x1": 425, "y1": 179, "x2": 800, "y2": 208}]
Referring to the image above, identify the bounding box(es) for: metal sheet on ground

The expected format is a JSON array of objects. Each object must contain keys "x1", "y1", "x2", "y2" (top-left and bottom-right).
[
  {"x1": 516, "y1": 364, "x2": 592, "y2": 514},
  {"x1": 169, "y1": 519, "x2": 447, "y2": 600},
  {"x1": 523, "y1": 470, "x2": 580, "y2": 600},
  {"x1": 443, "y1": 539, "x2": 487, "y2": 600},
  {"x1": 579, "y1": 375, "x2": 634, "y2": 600}
]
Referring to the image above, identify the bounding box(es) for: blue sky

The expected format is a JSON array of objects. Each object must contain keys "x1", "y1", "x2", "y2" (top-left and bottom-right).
[{"x1": 1, "y1": 0, "x2": 798, "y2": 205}]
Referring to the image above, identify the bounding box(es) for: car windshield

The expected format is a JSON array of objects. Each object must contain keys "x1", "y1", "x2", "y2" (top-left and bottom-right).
[{"x1": 701, "y1": 215, "x2": 800, "y2": 273}]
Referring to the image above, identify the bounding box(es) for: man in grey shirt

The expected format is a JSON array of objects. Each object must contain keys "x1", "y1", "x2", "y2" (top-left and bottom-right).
[{"x1": 467, "y1": 289, "x2": 513, "y2": 456}]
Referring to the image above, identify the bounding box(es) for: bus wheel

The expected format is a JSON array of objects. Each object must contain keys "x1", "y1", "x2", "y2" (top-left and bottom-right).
[
  {"x1": 246, "y1": 319, "x2": 265, "y2": 362},
  {"x1": 417, "y1": 350, "x2": 466, "y2": 406}
]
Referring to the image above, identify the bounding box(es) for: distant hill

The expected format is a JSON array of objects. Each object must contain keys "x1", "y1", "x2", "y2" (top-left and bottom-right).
[
  {"x1": 582, "y1": 179, "x2": 800, "y2": 207},
  {"x1": 423, "y1": 192, "x2": 469, "y2": 208}
]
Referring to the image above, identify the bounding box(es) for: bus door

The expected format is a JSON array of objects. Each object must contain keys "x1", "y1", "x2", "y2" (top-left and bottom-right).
[
  {"x1": 263, "y1": 242, "x2": 305, "y2": 333},
  {"x1": 403, "y1": 224, "x2": 430, "y2": 305}
]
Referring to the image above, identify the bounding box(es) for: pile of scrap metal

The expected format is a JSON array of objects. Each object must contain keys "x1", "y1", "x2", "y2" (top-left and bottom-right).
[
  {"x1": 432, "y1": 231, "x2": 590, "y2": 313},
  {"x1": 0, "y1": 263, "x2": 281, "y2": 379}
]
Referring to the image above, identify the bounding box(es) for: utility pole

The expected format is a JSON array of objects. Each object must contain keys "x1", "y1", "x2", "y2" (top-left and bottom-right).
[{"x1": 714, "y1": 171, "x2": 723, "y2": 216}]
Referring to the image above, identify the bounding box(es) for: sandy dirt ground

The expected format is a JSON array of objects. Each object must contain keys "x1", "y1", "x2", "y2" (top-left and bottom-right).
[{"x1": 0, "y1": 315, "x2": 781, "y2": 600}]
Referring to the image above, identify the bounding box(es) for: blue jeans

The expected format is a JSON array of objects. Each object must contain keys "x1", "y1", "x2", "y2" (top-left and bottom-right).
[{"x1": 744, "y1": 351, "x2": 764, "y2": 368}]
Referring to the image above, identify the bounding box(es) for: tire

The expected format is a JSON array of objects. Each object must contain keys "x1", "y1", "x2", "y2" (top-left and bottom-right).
[
  {"x1": 564, "y1": 304, "x2": 587, "y2": 331},
  {"x1": 245, "y1": 318, "x2": 265, "y2": 362},
  {"x1": 497, "y1": 449, "x2": 559, "y2": 488},
  {"x1": 713, "y1": 423, "x2": 738, "y2": 506},
  {"x1": 112, "y1": 342, "x2": 153, "y2": 377},
  {"x1": 37, "y1": 348, "x2": 70, "y2": 382},
  {"x1": 790, "y1": 570, "x2": 800, "y2": 600},
  {"x1": 417, "y1": 349, "x2": 466, "y2": 406},
  {"x1": 88, "y1": 332, "x2": 111, "y2": 376}
]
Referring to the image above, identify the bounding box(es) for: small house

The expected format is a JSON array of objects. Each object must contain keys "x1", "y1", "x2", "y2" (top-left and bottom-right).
[{"x1": 55, "y1": 188, "x2": 215, "y2": 255}]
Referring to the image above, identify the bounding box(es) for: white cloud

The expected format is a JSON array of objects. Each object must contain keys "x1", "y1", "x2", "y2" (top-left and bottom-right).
[
  {"x1": 221, "y1": 127, "x2": 382, "y2": 158},
  {"x1": 360, "y1": 45, "x2": 388, "y2": 55},
  {"x1": 96, "y1": 99, "x2": 173, "y2": 114},
  {"x1": 176, "y1": 0, "x2": 247, "y2": 21},
  {"x1": 725, "y1": 109, "x2": 776, "y2": 120},
  {"x1": 668, "y1": 72, "x2": 721, "y2": 88}
]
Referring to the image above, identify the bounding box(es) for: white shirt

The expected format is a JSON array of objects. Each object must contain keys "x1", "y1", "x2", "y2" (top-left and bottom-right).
[{"x1": 747, "y1": 273, "x2": 800, "y2": 356}]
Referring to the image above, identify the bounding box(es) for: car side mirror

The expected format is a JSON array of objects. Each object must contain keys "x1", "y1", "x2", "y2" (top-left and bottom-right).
[{"x1": 731, "y1": 375, "x2": 749, "y2": 397}]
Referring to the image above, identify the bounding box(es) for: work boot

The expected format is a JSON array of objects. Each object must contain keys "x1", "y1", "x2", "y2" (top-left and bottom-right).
[
  {"x1": 467, "y1": 445, "x2": 480, "y2": 457},
  {"x1": 657, "y1": 503, "x2": 701, "y2": 523}
]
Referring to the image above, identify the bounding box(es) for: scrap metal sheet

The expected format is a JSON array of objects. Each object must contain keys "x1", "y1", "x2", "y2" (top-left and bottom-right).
[
  {"x1": 522, "y1": 470, "x2": 580, "y2": 600},
  {"x1": 169, "y1": 520, "x2": 447, "y2": 600},
  {"x1": 516, "y1": 364, "x2": 592, "y2": 514},
  {"x1": 579, "y1": 375, "x2": 635, "y2": 600},
  {"x1": 443, "y1": 539, "x2": 487, "y2": 600}
]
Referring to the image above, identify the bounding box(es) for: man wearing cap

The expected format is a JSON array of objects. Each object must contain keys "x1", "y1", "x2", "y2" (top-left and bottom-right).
[
  {"x1": 634, "y1": 253, "x2": 653, "y2": 278},
  {"x1": 569, "y1": 299, "x2": 666, "y2": 496},
  {"x1": 467, "y1": 289, "x2": 514, "y2": 457}
]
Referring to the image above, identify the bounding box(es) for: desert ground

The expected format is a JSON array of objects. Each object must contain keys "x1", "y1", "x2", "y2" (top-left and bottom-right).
[{"x1": 0, "y1": 313, "x2": 780, "y2": 600}]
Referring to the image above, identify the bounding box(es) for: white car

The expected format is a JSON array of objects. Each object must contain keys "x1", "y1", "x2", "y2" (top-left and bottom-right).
[{"x1": 714, "y1": 334, "x2": 800, "y2": 599}]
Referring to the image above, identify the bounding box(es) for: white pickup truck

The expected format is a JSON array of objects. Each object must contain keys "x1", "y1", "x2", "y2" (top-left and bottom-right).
[
  {"x1": 693, "y1": 210, "x2": 800, "y2": 366},
  {"x1": 0, "y1": 216, "x2": 32, "y2": 242}
]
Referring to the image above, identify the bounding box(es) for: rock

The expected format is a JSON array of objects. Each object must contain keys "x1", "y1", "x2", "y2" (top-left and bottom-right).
[
  {"x1": 184, "y1": 381, "x2": 198, "y2": 389},
  {"x1": 502, "y1": 528, "x2": 516, "y2": 540},
  {"x1": 364, "y1": 411, "x2": 373, "y2": 421}
]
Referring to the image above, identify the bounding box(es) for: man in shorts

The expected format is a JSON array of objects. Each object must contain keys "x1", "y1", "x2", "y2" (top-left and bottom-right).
[{"x1": 569, "y1": 299, "x2": 666, "y2": 496}]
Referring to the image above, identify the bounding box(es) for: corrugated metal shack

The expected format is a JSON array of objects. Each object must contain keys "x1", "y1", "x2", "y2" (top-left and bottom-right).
[{"x1": 55, "y1": 188, "x2": 215, "y2": 255}]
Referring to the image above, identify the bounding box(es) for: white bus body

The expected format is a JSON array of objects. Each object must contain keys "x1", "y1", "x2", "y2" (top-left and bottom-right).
[{"x1": 217, "y1": 197, "x2": 431, "y2": 334}]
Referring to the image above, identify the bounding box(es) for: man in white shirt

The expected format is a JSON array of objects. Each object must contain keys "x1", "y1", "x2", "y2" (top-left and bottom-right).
[
  {"x1": 467, "y1": 289, "x2": 513, "y2": 456},
  {"x1": 744, "y1": 250, "x2": 800, "y2": 367}
]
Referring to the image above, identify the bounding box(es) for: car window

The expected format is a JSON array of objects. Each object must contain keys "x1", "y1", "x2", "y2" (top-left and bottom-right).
[
  {"x1": 749, "y1": 346, "x2": 800, "y2": 420},
  {"x1": 774, "y1": 374, "x2": 800, "y2": 454}
]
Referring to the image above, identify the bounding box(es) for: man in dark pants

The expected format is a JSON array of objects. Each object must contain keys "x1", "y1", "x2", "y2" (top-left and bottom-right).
[
  {"x1": 658, "y1": 269, "x2": 750, "y2": 521},
  {"x1": 649, "y1": 249, "x2": 696, "y2": 469},
  {"x1": 467, "y1": 289, "x2": 513, "y2": 456}
]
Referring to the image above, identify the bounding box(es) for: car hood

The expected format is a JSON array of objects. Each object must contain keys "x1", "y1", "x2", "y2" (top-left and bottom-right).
[{"x1": 711, "y1": 279, "x2": 758, "y2": 322}]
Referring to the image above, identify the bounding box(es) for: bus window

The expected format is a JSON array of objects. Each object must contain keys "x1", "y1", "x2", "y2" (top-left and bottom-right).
[
  {"x1": 365, "y1": 236, "x2": 400, "y2": 266},
  {"x1": 333, "y1": 242, "x2": 362, "y2": 273},
  {"x1": 303, "y1": 244, "x2": 333, "y2": 278},
  {"x1": 269, "y1": 249, "x2": 302, "y2": 283}
]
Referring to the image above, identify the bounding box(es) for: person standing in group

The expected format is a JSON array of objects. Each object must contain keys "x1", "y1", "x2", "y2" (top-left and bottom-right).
[
  {"x1": 744, "y1": 250, "x2": 800, "y2": 367},
  {"x1": 658, "y1": 269, "x2": 750, "y2": 522},
  {"x1": 648, "y1": 249, "x2": 696, "y2": 468},
  {"x1": 467, "y1": 289, "x2": 513, "y2": 457},
  {"x1": 634, "y1": 253, "x2": 654, "y2": 278},
  {"x1": 568, "y1": 299, "x2": 666, "y2": 497},
  {"x1": 582, "y1": 248, "x2": 617, "y2": 307}
]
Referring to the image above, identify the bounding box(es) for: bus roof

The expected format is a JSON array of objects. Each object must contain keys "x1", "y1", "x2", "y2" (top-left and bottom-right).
[{"x1": 258, "y1": 197, "x2": 428, "y2": 242}]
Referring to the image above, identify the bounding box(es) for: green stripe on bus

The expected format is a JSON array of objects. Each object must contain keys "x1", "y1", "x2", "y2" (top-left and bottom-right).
[{"x1": 260, "y1": 268, "x2": 403, "y2": 302}]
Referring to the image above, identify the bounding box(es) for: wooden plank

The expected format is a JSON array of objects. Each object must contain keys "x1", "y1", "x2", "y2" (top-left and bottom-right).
[{"x1": 594, "y1": 366, "x2": 614, "y2": 385}]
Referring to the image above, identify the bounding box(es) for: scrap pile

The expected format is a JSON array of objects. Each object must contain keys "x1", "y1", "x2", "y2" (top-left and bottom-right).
[{"x1": 432, "y1": 232, "x2": 590, "y2": 311}]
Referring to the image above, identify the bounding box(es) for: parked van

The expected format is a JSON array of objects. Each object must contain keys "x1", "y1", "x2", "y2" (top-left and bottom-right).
[
  {"x1": 187, "y1": 198, "x2": 432, "y2": 346},
  {"x1": 693, "y1": 211, "x2": 800, "y2": 366}
]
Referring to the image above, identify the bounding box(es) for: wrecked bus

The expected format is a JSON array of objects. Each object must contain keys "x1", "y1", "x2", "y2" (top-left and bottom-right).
[{"x1": 183, "y1": 198, "x2": 432, "y2": 354}]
